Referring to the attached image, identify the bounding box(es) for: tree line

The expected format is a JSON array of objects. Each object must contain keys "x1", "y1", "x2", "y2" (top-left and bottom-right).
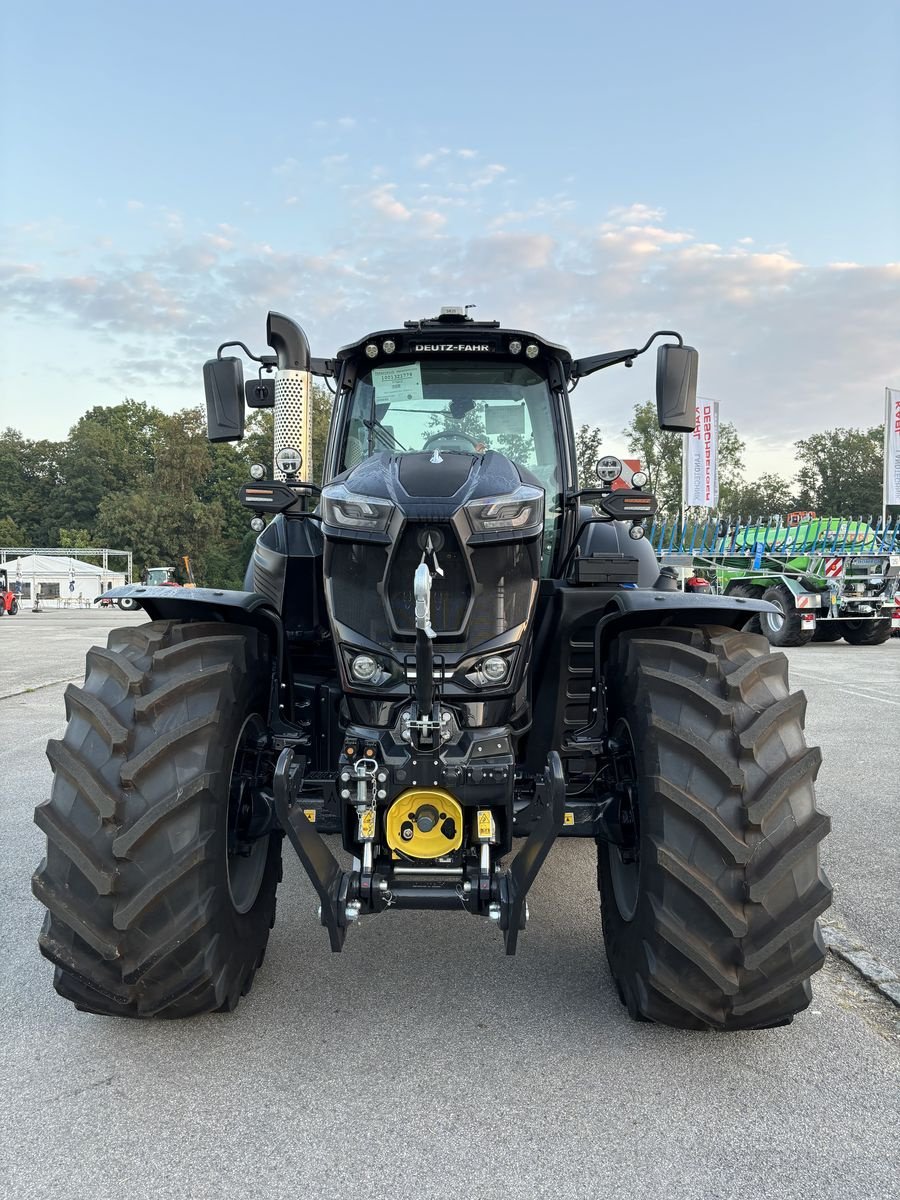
[
  {"x1": 0, "y1": 393, "x2": 890, "y2": 590},
  {"x1": 0, "y1": 391, "x2": 331, "y2": 590},
  {"x1": 592, "y1": 403, "x2": 888, "y2": 519}
]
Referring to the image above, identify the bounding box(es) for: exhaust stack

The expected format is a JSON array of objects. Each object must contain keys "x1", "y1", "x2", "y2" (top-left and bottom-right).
[{"x1": 267, "y1": 311, "x2": 313, "y2": 483}]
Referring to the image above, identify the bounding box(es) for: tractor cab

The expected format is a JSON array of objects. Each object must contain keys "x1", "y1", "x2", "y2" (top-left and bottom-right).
[{"x1": 328, "y1": 311, "x2": 573, "y2": 575}]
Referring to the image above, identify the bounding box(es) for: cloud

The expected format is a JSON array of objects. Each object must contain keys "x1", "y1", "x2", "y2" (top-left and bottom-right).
[
  {"x1": 369, "y1": 185, "x2": 412, "y2": 221},
  {"x1": 312, "y1": 116, "x2": 357, "y2": 131},
  {"x1": 2, "y1": 205, "x2": 898, "y2": 469}
]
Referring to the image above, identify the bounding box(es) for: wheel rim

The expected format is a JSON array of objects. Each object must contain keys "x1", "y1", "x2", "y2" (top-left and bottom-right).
[
  {"x1": 606, "y1": 718, "x2": 641, "y2": 922},
  {"x1": 226, "y1": 713, "x2": 270, "y2": 914},
  {"x1": 763, "y1": 597, "x2": 785, "y2": 633}
]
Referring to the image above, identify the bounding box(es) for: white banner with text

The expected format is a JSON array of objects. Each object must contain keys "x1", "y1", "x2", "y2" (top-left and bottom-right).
[
  {"x1": 685, "y1": 400, "x2": 719, "y2": 507},
  {"x1": 886, "y1": 388, "x2": 900, "y2": 507}
]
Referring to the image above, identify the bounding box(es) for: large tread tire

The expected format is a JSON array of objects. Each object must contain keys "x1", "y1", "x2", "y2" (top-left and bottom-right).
[
  {"x1": 760, "y1": 583, "x2": 814, "y2": 647},
  {"x1": 811, "y1": 621, "x2": 844, "y2": 643},
  {"x1": 725, "y1": 583, "x2": 762, "y2": 634},
  {"x1": 598, "y1": 624, "x2": 831, "y2": 1030},
  {"x1": 33, "y1": 619, "x2": 282, "y2": 1018},
  {"x1": 840, "y1": 618, "x2": 892, "y2": 646}
]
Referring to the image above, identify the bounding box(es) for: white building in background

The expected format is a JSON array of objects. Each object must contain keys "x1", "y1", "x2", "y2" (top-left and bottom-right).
[{"x1": 1, "y1": 554, "x2": 127, "y2": 607}]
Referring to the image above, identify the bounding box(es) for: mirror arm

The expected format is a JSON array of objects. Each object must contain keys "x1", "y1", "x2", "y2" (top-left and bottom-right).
[
  {"x1": 311, "y1": 357, "x2": 336, "y2": 378},
  {"x1": 636, "y1": 329, "x2": 683, "y2": 353},
  {"x1": 570, "y1": 348, "x2": 638, "y2": 380},
  {"x1": 571, "y1": 330, "x2": 686, "y2": 380},
  {"x1": 216, "y1": 340, "x2": 276, "y2": 367}
]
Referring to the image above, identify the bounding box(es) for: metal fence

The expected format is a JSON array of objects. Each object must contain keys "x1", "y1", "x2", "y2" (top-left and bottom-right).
[{"x1": 649, "y1": 516, "x2": 900, "y2": 561}]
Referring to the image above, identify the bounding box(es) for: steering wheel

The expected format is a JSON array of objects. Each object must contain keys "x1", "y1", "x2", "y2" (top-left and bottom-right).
[{"x1": 422, "y1": 430, "x2": 481, "y2": 452}]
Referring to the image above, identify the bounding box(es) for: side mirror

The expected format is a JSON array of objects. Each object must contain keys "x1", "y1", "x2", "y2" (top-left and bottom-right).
[
  {"x1": 656, "y1": 344, "x2": 698, "y2": 431},
  {"x1": 203, "y1": 357, "x2": 245, "y2": 442},
  {"x1": 245, "y1": 376, "x2": 276, "y2": 408}
]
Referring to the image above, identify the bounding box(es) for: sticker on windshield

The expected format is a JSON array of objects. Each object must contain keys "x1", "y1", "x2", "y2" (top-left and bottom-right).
[
  {"x1": 485, "y1": 404, "x2": 526, "y2": 436},
  {"x1": 372, "y1": 362, "x2": 424, "y2": 405}
]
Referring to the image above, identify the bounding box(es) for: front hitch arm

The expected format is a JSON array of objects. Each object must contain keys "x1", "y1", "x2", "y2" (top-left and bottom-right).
[
  {"x1": 497, "y1": 751, "x2": 565, "y2": 954},
  {"x1": 272, "y1": 747, "x2": 354, "y2": 951}
]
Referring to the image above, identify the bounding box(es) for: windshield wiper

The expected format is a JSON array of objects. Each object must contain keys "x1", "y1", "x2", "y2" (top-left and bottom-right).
[{"x1": 363, "y1": 418, "x2": 407, "y2": 453}]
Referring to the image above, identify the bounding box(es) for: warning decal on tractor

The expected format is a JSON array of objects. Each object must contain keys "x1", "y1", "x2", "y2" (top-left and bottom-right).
[{"x1": 824, "y1": 558, "x2": 843, "y2": 578}]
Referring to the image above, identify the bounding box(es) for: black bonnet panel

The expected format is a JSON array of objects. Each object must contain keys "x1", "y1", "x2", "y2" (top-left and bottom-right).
[{"x1": 397, "y1": 452, "x2": 475, "y2": 497}]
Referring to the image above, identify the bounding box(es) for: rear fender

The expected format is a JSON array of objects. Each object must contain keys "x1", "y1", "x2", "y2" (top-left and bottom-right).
[{"x1": 103, "y1": 585, "x2": 290, "y2": 717}]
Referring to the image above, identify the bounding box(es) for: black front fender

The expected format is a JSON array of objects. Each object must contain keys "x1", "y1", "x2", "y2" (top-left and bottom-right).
[
  {"x1": 594, "y1": 589, "x2": 776, "y2": 660},
  {"x1": 104, "y1": 584, "x2": 288, "y2": 684}
]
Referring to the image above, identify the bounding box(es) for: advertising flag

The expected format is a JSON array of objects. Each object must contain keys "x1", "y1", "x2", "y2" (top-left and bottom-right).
[
  {"x1": 886, "y1": 388, "x2": 900, "y2": 506},
  {"x1": 685, "y1": 401, "x2": 719, "y2": 507}
]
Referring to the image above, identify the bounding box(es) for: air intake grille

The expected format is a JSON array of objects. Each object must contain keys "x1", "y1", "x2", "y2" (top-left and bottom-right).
[{"x1": 387, "y1": 524, "x2": 471, "y2": 635}]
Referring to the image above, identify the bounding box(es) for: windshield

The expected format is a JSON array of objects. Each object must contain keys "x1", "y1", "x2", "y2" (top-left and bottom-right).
[{"x1": 340, "y1": 359, "x2": 563, "y2": 571}]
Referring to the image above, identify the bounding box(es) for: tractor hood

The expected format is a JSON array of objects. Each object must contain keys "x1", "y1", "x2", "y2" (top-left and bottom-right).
[
  {"x1": 318, "y1": 450, "x2": 545, "y2": 710},
  {"x1": 322, "y1": 449, "x2": 544, "y2": 529}
]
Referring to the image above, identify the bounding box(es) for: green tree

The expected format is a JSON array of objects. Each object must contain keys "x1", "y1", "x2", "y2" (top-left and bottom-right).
[
  {"x1": 50, "y1": 400, "x2": 162, "y2": 542},
  {"x1": 573, "y1": 424, "x2": 603, "y2": 487},
  {"x1": 794, "y1": 426, "x2": 884, "y2": 516},
  {"x1": 58, "y1": 527, "x2": 93, "y2": 548},
  {"x1": 721, "y1": 473, "x2": 798, "y2": 518},
  {"x1": 94, "y1": 408, "x2": 225, "y2": 583},
  {"x1": 0, "y1": 428, "x2": 65, "y2": 544},
  {"x1": 0, "y1": 514, "x2": 25, "y2": 545}
]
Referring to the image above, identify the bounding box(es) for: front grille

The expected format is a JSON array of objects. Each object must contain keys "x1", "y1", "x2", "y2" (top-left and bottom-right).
[
  {"x1": 327, "y1": 541, "x2": 391, "y2": 641},
  {"x1": 387, "y1": 524, "x2": 471, "y2": 635}
]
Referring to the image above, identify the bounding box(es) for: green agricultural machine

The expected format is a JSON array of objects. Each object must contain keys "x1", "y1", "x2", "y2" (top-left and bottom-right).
[
  {"x1": 653, "y1": 513, "x2": 900, "y2": 646},
  {"x1": 33, "y1": 309, "x2": 832, "y2": 1029}
]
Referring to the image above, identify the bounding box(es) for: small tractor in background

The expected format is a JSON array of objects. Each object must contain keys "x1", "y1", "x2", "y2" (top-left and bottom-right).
[
  {"x1": 33, "y1": 308, "x2": 831, "y2": 1030},
  {"x1": 0, "y1": 569, "x2": 20, "y2": 616},
  {"x1": 141, "y1": 556, "x2": 197, "y2": 588}
]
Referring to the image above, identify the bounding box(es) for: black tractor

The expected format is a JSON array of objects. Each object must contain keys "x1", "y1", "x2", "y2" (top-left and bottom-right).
[{"x1": 33, "y1": 308, "x2": 831, "y2": 1028}]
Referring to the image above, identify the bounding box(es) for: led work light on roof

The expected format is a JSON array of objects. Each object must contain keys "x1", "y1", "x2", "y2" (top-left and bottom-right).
[
  {"x1": 631, "y1": 469, "x2": 649, "y2": 488},
  {"x1": 596, "y1": 456, "x2": 623, "y2": 483},
  {"x1": 525, "y1": 343, "x2": 539, "y2": 359},
  {"x1": 382, "y1": 339, "x2": 396, "y2": 354},
  {"x1": 508, "y1": 339, "x2": 522, "y2": 354},
  {"x1": 249, "y1": 463, "x2": 266, "y2": 480},
  {"x1": 365, "y1": 343, "x2": 379, "y2": 358}
]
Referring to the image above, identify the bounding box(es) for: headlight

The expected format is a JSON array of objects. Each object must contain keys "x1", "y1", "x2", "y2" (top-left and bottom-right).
[
  {"x1": 464, "y1": 485, "x2": 543, "y2": 535},
  {"x1": 464, "y1": 652, "x2": 515, "y2": 688},
  {"x1": 321, "y1": 483, "x2": 394, "y2": 532},
  {"x1": 350, "y1": 654, "x2": 379, "y2": 681}
]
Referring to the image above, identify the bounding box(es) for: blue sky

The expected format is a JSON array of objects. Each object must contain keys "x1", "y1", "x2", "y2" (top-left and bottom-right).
[{"x1": 1, "y1": 0, "x2": 898, "y2": 475}]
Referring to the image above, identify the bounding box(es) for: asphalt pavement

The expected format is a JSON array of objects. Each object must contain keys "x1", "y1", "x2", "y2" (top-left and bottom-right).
[{"x1": 1, "y1": 610, "x2": 897, "y2": 1200}]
